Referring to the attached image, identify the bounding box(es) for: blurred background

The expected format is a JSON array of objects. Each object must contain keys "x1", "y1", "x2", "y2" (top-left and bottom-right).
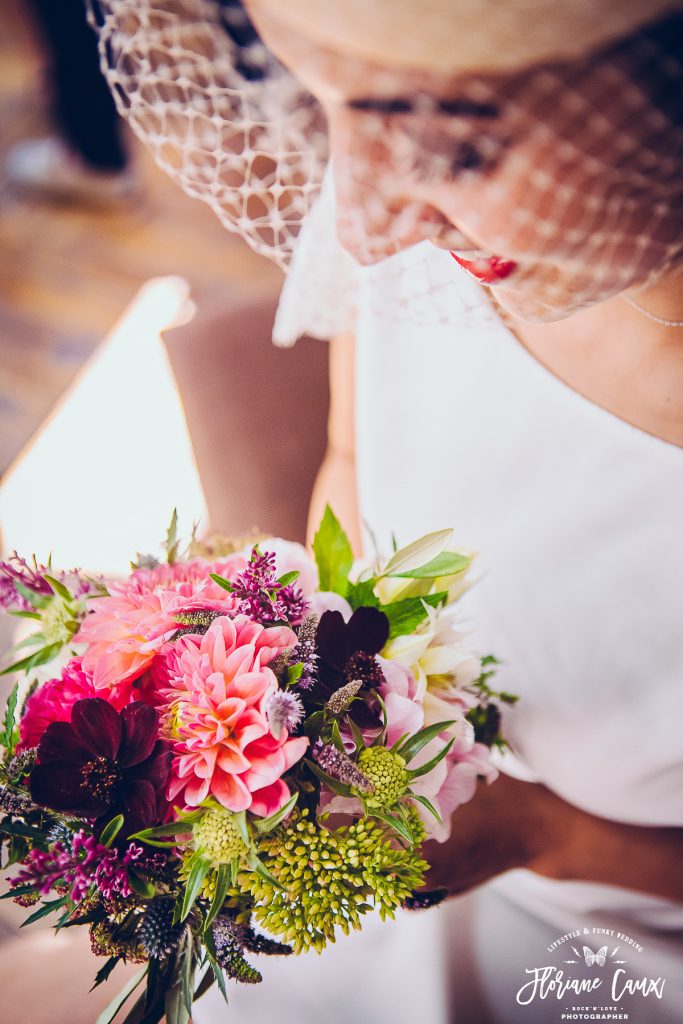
[{"x1": 0, "y1": 1, "x2": 328, "y2": 1017}]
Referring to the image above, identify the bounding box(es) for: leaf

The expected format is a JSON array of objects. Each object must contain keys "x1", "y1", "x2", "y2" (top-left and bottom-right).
[
  {"x1": 391, "y1": 551, "x2": 470, "y2": 580},
  {"x1": 0, "y1": 819, "x2": 49, "y2": 842},
  {"x1": 95, "y1": 966, "x2": 148, "y2": 1024},
  {"x1": 330, "y1": 719, "x2": 345, "y2": 751},
  {"x1": 8, "y1": 610, "x2": 41, "y2": 620},
  {"x1": 180, "y1": 857, "x2": 211, "y2": 920},
  {"x1": 180, "y1": 929, "x2": 196, "y2": 1017},
  {"x1": 409, "y1": 793, "x2": 443, "y2": 825},
  {"x1": 127, "y1": 871, "x2": 156, "y2": 898},
  {"x1": 44, "y1": 574, "x2": 72, "y2": 600},
  {"x1": 209, "y1": 573, "x2": 234, "y2": 593},
  {"x1": 368, "y1": 806, "x2": 414, "y2": 845},
  {"x1": 286, "y1": 662, "x2": 304, "y2": 687},
  {"x1": 234, "y1": 810, "x2": 250, "y2": 847},
  {"x1": 347, "y1": 716, "x2": 365, "y2": 755},
  {"x1": 131, "y1": 817, "x2": 199, "y2": 843},
  {"x1": 0, "y1": 682, "x2": 19, "y2": 752},
  {"x1": 248, "y1": 853, "x2": 286, "y2": 891},
  {"x1": 312, "y1": 505, "x2": 354, "y2": 597},
  {"x1": 165, "y1": 509, "x2": 181, "y2": 566},
  {"x1": 0, "y1": 883, "x2": 36, "y2": 900},
  {"x1": 277, "y1": 570, "x2": 300, "y2": 587},
  {"x1": 13, "y1": 581, "x2": 51, "y2": 609},
  {"x1": 253, "y1": 791, "x2": 299, "y2": 835},
  {"x1": 100, "y1": 814, "x2": 125, "y2": 849},
  {"x1": 397, "y1": 720, "x2": 455, "y2": 765},
  {"x1": 303, "y1": 710, "x2": 325, "y2": 738},
  {"x1": 203, "y1": 932, "x2": 228, "y2": 1004},
  {"x1": 382, "y1": 529, "x2": 453, "y2": 578},
  {"x1": 1, "y1": 642, "x2": 64, "y2": 677},
  {"x1": 383, "y1": 592, "x2": 447, "y2": 640},
  {"x1": 408, "y1": 738, "x2": 455, "y2": 780},
  {"x1": 204, "y1": 862, "x2": 231, "y2": 932},
  {"x1": 90, "y1": 956, "x2": 122, "y2": 991},
  {"x1": 193, "y1": 966, "x2": 216, "y2": 1002},
  {"x1": 346, "y1": 578, "x2": 380, "y2": 610},
  {"x1": 21, "y1": 896, "x2": 68, "y2": 927}
]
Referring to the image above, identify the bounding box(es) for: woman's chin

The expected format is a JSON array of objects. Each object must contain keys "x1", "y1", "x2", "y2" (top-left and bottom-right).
[{"x1": 492, "y1": 285, "x2": 584, "y2": 324}]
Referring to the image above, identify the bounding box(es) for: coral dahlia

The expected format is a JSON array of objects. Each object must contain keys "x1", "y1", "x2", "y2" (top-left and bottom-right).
[
  {"x1": 163, "y1": 616, "x2": 308, "y2": 816},
  {"x1": 75, "y1": 559, "x2": 244, "y2": 693}
]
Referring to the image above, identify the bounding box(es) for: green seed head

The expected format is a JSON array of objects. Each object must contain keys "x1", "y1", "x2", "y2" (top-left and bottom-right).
[
  {"x1": 356, "y1": 747, "x2": 409, "y2": 808},
  {"x1": 40, "y1": 597, "x2": 77, "y2": 645},
  {"x1": 193, "y1": 807, "x2": 247, "y2": 867}
]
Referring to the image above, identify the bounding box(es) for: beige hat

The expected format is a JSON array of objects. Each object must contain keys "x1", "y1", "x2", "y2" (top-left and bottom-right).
[{"x1": 249, "y1": 0, "x2": 681, "y2": 73}]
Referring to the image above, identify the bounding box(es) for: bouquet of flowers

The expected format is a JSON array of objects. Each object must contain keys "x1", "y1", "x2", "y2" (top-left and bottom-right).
[{"x1": 0, "y1": 508, "x2": 514, "y2": 1023}]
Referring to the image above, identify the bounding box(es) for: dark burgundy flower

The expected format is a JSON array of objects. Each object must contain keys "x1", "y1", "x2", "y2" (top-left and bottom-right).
[
  {"x1": 30, "y1": 698, "x2": 171, "y2": 837},
  {"x1": 314, "y1": 607, "x2": 390, "y2": 727}
]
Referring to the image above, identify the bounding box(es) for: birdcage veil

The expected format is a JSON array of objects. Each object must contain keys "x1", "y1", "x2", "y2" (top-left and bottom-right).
[
  {"x1": 88, "y1": 0, "x2": 328, "y2": 269},
  {"x1": 89, "y1": 0, "x2": 683, "y2": 335}
]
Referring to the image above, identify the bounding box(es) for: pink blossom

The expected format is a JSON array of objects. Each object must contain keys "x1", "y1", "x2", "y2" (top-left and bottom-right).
[
  {"x1": 162, "y1": 616, "x2": 308, "y2": 816},
  {"x1": 121, "y1": 557, "x2": 246, "y2": 597},
  {"x1": 75, "y1": 559, "x2": 244, "y2": 693},
  {"x1": 324, "y1": 654, "x2": 498, "y2": 842},
  {"x1": 18, "y1": 659, "x2": 130, "y2": 750}
]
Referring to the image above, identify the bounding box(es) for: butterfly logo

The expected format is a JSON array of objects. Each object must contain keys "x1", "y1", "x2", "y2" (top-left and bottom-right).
[
  {"x1": 564, "y1": 945, "x2": 628, "y2": 967},
  {"x1": 583, "y1": 945, "x2": 608, "y2": 967}
]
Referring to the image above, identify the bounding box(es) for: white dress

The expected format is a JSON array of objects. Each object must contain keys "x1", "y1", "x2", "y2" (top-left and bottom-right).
[{"x1": 197, "y1": 179, "x2": 683, "y2": 1024}]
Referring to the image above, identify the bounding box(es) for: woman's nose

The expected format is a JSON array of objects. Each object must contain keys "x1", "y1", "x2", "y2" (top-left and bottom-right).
[{"x1": 329, "y1": 109, "x2": 451, "y2": 265}]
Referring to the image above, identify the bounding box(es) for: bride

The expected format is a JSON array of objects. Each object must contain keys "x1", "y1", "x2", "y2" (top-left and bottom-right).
[
  {"x1": 203, "y1": 2, "x2": 683, "y2": 1021},
  {"x1": 9, "y1": 1, "x2": 680, "y2": 1021}
]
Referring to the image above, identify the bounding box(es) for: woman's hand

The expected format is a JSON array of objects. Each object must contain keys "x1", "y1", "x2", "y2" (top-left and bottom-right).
[{"x1": 421, "y1": 773, "x2": 683, "y2": 905}]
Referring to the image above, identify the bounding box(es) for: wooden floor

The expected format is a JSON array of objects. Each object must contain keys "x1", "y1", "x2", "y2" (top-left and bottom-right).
[{"x1": 0, "y1": 0, "x2": 282, "y2": 478}]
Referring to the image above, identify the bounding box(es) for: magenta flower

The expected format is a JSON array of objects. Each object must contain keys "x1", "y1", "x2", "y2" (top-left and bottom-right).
[
  {"x1": 18, "y1": 659, "x2": 131, "y2": 751},
  {"x1": 30, "y1": 699, "x2": 171, "y2": 836},
  {"x1": 231, "y1": 547, "x2": 308, "y2": 625},
  {"x1": 12, "y1": 830, "x2": 145, "y2": 902}
]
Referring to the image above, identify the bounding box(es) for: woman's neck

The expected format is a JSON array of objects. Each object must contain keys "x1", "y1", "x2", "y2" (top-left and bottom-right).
[{"x1": 497, "y1": 271, "x2": 683, "y2": 447}]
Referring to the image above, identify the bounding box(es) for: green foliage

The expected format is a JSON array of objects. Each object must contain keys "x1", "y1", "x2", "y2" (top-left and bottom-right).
[
  {"x1": 180, "y1": 854, "x2": 211, "y2": 921},
  {"x1": 397, "y1": 720, "x2": 455, "y2": 765},
  {"x1": 312, "y1": 505, "x2": 354, "y2": 596},
  {"x1": 0, "y1": 682, "x2": 20, "y2": 755},
  {"x1": 99, "y1": 814, "x2": 124, "y2": 849},
  {"x1": 346, "y1": 577, "x2": 380, "y2": 610},
  {"x1": 209, "y1": 573, "x2": 233, "y2": 593},
  {"x1": 1, "y1": 641, "x2": 63, "y2": 677},
  {"x1": 95, "y1": 965, "x2": 148, "y2": 1024},
  {"x1": 383, "y1": 592, "x2": 447, "y2": 639},
  {"x1": 381, "y1": 529, "x2": 452, "y2": 578},
  {"x1": 165, "y1": 509, "x2": 181, "y2": 565},
  {"x1": 389, "y1": 551, "x2": 470, "y2": 579}
]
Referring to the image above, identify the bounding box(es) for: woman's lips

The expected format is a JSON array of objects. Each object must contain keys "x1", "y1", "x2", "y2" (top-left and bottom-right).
[{"x1": 450, "y1": 251, "x2": 518, "y2": 284}]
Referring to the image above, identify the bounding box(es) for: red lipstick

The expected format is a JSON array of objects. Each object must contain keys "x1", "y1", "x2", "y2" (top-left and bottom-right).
[{"x1": 450, "y1": 251, "x2": 517, "y2": 284}]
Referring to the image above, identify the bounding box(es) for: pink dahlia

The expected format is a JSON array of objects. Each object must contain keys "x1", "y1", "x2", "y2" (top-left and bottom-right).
[
  {"x1": 120, "y1": 558, "x2": 246, "y2": 598},
  {"x1": 18, "y1": 659, "x2": 130, "y2": 750},
  {"x1": 163, "y1": 615, "x2": 308, "y2": 816},
  {"x1": 75, "y1": 559, "x2": 245, "y2": 694}
]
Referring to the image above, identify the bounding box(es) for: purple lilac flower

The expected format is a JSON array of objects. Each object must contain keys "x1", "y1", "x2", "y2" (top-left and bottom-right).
[
  {"x1": 0, "y1": 553, "x2": 99, "y2": 612},
  {"x1": 265, "y1": 691, "x2": 304, "y2": 739},
  {"x1": 291, "y1": 614, "x2": 318, "y2": 690},
  {"x1": 232, "y1": 548, "x2": 308, "y2": 626},
  {"x1": 312, "y1": 740, "x2": 375, "y2": 794},
  {"x1": 13, "y1": 830, "x2": 145, "y2": 902}
]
